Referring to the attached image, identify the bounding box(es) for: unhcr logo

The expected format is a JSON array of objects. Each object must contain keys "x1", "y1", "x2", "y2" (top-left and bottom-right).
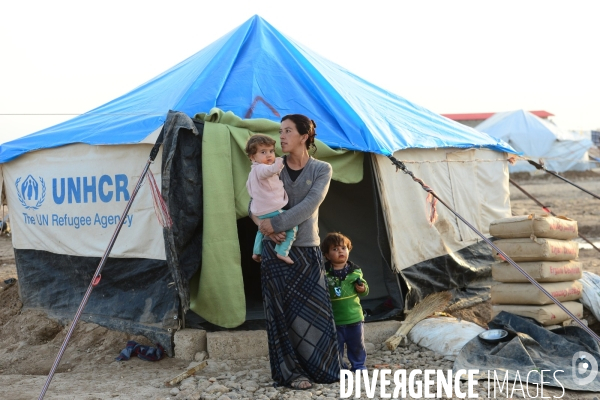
[{"x1": 15, "y1": 175, "x2": 46, "y2": 210}]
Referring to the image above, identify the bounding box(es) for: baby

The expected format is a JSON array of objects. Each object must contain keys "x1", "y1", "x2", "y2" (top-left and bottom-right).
[{"x1": 245, "y1": 134, "x2": 297, "y2": 264}]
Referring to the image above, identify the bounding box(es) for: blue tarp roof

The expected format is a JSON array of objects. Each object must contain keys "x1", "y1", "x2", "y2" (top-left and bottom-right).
[{"x1": 0, "y1": 15, "x2": 514, "y2": 163}]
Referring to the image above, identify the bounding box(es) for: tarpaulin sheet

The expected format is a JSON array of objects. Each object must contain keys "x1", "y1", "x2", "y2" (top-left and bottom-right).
[
  {"x1": 15, "y1": 248, "x2": 177, "y2": 356},
  {"x1": 161, "y1": 112, "x2": 204, "y2": 319},
  {"x1": 0, "y1": 16, "x2": 514, "y2": 164},
  {"x1": 454, "y1": 311, "x2": 600, "y2": 392}
]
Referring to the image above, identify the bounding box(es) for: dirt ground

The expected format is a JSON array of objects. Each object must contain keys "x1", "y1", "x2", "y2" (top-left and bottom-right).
[{"x1": 1, "y1": 171, "x2": 600, "y2": 399}]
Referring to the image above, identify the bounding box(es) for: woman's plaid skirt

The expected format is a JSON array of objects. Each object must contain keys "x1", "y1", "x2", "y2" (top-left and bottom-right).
[{"x1": 261, "y1": 240, "x2": 341, "y2": 386}]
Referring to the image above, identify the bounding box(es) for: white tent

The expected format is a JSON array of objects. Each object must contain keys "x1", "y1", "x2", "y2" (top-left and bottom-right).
[{"x1": 476, "y1": 110, "x2": 594, "y2": 172}]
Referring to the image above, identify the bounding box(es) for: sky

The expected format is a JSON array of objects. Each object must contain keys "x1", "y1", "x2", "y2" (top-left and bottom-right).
[{"x1": 1, "y1": 0, "x2": 598, "y2": 145}]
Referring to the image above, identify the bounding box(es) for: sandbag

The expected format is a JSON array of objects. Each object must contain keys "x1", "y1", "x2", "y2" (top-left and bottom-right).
[
  {"x1": 489, "y1": 214, "x2": 578, "y2": 240},
  {"x1": 491, "y1": 280, "x2": 583, "y2": 305},
  {"x1": 492, "y1": 260, "x2": 582, "y2": 283},
  {"x1": 491, "y1": 301, "x2": 583, "y2": 326},
  {"x1": 407, "y1": 317, "x2": 484, "y2": 357},
  {"x1": 492, "y1": 238, "x2": 578, "y2": 262}
]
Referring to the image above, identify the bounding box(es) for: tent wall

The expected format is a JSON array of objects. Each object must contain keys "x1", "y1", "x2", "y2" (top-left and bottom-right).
[
  {"x1": 374, "y1": 148, "x2": 510, "y2": 271},
  {"x1": 0, "y1": 165, "x2": 3, "y2": 207},
  {"x1": 2, "y1": 144, "x2": 165, "y2": 259},
  {"x1": 374, "y1": 148, "x2": 511, "y2": 307},
  {"x1": 508, "y1": 139, "x2": 593, "y2": 173},
  {"x1": 161, "y1": 115, "x2": 204, "y2": 320},
  {"x1": 3, "y1": 143, "x2": 176, "y2": 354},
  {"x1": 14, "y1": 249, "x2": 177, "y2": 352}
]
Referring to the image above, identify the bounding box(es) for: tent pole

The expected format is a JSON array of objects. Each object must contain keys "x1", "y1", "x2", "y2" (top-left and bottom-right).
[
  {"x1": 38, "y1": 135, "x2": 164, "y2": 400},
  {"x1": 388, "y1": 156, "x2": 600, "y2": 344},
  {"x1": 509, "y1": 178, "x2": 600, "y2": 253}
]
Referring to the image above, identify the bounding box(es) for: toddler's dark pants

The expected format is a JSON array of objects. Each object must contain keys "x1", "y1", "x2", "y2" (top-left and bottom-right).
[{"x1": 336, "y1": 321, "x2": 367, "y2": 371}]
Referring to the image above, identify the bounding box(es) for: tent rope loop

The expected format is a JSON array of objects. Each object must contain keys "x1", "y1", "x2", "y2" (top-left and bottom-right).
[{"x1": 387, "y1": 155, "x2": 600, "y2": 345}]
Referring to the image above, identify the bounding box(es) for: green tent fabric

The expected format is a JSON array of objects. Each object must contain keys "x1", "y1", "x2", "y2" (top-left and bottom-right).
[{"x1": 190, "y1": 108, "x2": 364, "y2": 327}]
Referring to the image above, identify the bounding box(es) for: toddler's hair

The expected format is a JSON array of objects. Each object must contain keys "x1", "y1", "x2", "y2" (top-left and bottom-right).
[
  {"x1": 320, "y1": 232, "x2": 353, "y2": 255},
  {"x1": 245, "y1": 134, "x2": 276, "y2": 157}
]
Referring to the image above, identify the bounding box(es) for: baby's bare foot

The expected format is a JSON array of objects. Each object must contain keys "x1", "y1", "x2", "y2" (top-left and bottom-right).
[
  {"x1": 252, "y1": 254, "x2": 262, "y2": 263},
  {"x1": 277, "y1": 254, "x2": 294, "y2": 264}
]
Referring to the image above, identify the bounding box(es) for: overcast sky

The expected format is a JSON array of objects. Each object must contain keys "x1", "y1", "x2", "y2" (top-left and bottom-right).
[{"x1": 1, "y1": 0, "x2": 598, "y2": 145}]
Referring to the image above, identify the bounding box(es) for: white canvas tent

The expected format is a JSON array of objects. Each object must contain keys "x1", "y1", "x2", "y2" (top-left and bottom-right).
[{"x1": 475, "y1": 109, "x2": 594, "y2": 173}]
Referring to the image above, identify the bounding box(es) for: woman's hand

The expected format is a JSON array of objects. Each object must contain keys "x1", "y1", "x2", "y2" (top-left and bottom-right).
[
  {"x1": 260, "y1": 218, "x2": 285, "y2": 244},
  {"x1": 259, "y1": 218, "x2": 275, "y2": 236},
  {"x1": 268, "y1": 232, "x2": 286, "y2": 244}
]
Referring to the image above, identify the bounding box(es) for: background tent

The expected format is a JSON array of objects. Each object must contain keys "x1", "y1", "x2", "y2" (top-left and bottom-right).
[
  {"x1": 475, "y1": 109, "x2": 593, "y2": 172},
  {"x1": 0, "y1": 15, "x2": 515, "y2": 352}
]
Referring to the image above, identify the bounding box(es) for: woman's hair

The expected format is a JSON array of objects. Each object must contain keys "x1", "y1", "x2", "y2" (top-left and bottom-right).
[
  {"x1": 245, "y1": 134, "x2": 276, "y2": 157},
  {"x1": 281, "y1": 114, "x2": 318, "y2": 154},
  {"x1": 320, "y1": 232, "x2": 353, "y2": 255}
]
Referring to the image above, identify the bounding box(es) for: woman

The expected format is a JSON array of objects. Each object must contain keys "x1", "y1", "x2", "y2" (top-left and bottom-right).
[{"x1": 252, "y1": 114, "x2": 341, "y2": 390}]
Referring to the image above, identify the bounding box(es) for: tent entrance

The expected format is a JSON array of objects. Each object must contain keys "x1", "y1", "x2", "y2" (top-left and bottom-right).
[
  {"x1": 234, "y1": 156, "x2": 404, "y2": 324},
  {"x1": 161, "y1": 112, "x2": 404, "y2": 330}
]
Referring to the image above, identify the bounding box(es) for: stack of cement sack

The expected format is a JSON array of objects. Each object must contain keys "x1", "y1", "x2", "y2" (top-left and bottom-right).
[{"x1": 489, "y1": 214, "x2": 583, "y2": 326}]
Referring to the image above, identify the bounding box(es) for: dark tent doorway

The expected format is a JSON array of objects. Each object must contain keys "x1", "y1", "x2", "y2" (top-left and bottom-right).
[
  {"x1": 236, "y1": 156, "x2": 405, "y2": 324},
  {"x1": 162, "y1": 114, "x2": 405, "y2": 330}
]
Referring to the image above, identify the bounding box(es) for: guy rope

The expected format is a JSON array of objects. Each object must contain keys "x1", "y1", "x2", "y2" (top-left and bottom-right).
[
  {"x1": 526, "y1": 159, "x2": 600, "y2": 201},
  {"x1": 388, "y1": 155, "x2": 600, "y2": 345}
]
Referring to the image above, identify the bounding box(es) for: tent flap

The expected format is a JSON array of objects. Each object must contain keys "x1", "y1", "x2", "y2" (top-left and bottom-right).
[{"x1": 161, "y1": 112, "x2": 204, "y2": 318}]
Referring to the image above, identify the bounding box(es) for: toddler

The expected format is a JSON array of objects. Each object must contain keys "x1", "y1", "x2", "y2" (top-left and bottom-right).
[
  {"x1": 321, "y1": 232, "x2": 369, "y2": 371},
  {"x1": 245, "y1": 134, "x2": 297, "y2": 264}
]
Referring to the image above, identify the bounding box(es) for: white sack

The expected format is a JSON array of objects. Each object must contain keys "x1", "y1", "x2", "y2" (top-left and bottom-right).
[
  {"x1": 408, "y1": 317, "x2": 485, "y2": 357},
  {"x1": 579, "y1": 271, "x2": 600, "y2": 322}
]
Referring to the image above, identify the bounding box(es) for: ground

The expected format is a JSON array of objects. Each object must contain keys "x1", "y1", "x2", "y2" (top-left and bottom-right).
[{"x1": 1, "y1": 171, "x2": 600, "y2": 399}]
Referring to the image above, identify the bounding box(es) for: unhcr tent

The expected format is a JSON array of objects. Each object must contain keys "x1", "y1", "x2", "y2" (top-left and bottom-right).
[
  {"x1": 0, "y1": 15, "x2": 515, "y2": 353},
  {"x1": 475, "y1": 109, "x2": 593, "y2": 173}
]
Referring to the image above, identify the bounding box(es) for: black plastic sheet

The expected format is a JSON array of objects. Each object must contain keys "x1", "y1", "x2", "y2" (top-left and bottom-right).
[
  {"x1": 15, "y1": 249, "x2": 177, "y2": 355},
  {"x1": 401, "y1": 240, "x2": 495, "y2": 310},
  {"x1": 161, "y1": 111, "x2": 205, "y2": 316},
  {"x1": 454, "y1": 311, "x2": 600, "y2": 392}
]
